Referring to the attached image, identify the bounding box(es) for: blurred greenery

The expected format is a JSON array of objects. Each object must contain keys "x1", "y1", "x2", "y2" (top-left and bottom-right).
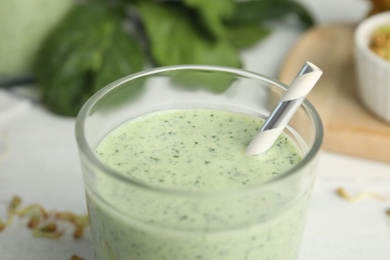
[
  {"x1": 33, "y1": 0, "x2": 314, "y2": 116},
  {"x1": 137, "y1": 1, "x2": 241, "y2": 68},
  {"x1": 34, "y1": 3, "x2": 144, "y2": 116}
]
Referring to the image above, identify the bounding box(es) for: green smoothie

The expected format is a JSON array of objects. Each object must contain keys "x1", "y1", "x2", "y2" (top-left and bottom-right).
[{"x1": 86, "y1": 108, "x2": 310, "y2": 260}]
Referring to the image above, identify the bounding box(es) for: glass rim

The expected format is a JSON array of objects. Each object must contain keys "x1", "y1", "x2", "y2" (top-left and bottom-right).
[{"x1": 75, "y1": 64, "x2": 323, "y2": 197}]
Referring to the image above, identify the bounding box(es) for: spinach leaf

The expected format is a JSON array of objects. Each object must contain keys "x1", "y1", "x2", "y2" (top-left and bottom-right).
[
  {"x1": 183, "y1": 0, "x2": 235, "y2": 38},
  {"x1": 34, "y1": 3, "x2": 144, "y2": 116},
  {"x1": 231, "y1": 0, "x2": 314, "y2": 27},
  {"x1": 225, "y1": 23, "x2": 271, "y2": 49},
  {"x1": 136, "y1": 1, "x2": 241, "y2": 68}
]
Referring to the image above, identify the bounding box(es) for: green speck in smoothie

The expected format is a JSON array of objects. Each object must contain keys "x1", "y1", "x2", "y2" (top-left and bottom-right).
[{"x1": 179, "y1": 215, "x2": 188, "y2": 221}]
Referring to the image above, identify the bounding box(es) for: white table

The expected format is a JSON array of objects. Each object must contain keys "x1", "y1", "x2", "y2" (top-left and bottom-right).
[{"x1": 1, "y1": 1, "x2": 390, "y2": 259}]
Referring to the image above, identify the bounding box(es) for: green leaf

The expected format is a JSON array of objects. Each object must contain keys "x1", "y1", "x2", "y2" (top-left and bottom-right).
[
  {"x1": 183, "y1": 0, "x2": 235, "y2": 37},
  {"x1": 231, "y1": 0, "x2": 314, "y2": 27},
  {"x1": 34, "y1": 3, "x2": 144, "y2": 116},
  {"x1": 136, "y1": 2, "x2": 241, "y2": 68},
  {"x1": 225, "y1": 23, "x2": 271, "y2": 49}
]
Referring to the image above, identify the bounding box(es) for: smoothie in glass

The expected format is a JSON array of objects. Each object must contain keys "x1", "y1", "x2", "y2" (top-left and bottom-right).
[
  {"x1": 87, "y1": 108, "x2": 306, "y2": 260},
  {"x1": 75, "y1": 65, "x2": 323, "y2": 260}
]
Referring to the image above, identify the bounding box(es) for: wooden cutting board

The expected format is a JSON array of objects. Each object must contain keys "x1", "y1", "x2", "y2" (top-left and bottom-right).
[{"x1": 279, "y1": 23, "x2": 390, "y2": 163}]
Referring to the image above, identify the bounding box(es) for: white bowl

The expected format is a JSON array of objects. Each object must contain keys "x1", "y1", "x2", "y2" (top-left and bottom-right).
[{"x1": 355, "y1": 11, "x2": 390, "y2": 123}]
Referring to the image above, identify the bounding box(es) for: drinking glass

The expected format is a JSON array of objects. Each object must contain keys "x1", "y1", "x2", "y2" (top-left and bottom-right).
[{"x1": 75, "y1": 65, "x2": 323, "y2": 260}]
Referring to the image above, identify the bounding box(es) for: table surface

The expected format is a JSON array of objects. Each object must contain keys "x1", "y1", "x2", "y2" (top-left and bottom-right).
[{"x1": 1, "y1": 1, "x2": 390, "y2": 260}]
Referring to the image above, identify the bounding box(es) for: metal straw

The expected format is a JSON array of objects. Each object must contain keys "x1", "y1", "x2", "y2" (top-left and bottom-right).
[{"x1": 246, "y1": 61, "x2": 323, "y2": 156}]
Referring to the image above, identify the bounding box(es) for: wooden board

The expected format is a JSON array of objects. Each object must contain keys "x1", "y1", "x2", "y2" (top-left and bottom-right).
[{"x1": 279, "y1": 23, "x2": 390, "y2": 163}]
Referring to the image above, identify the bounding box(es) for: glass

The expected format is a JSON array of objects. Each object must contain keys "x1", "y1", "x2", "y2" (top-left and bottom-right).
[{"x1": 75, "y1": 65, "x2": 323, "y2": 260}]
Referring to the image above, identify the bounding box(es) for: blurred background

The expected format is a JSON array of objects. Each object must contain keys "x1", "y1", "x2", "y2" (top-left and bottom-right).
[{"x1": 0, "y1": 0, "x2": 374, "y2": 116}]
